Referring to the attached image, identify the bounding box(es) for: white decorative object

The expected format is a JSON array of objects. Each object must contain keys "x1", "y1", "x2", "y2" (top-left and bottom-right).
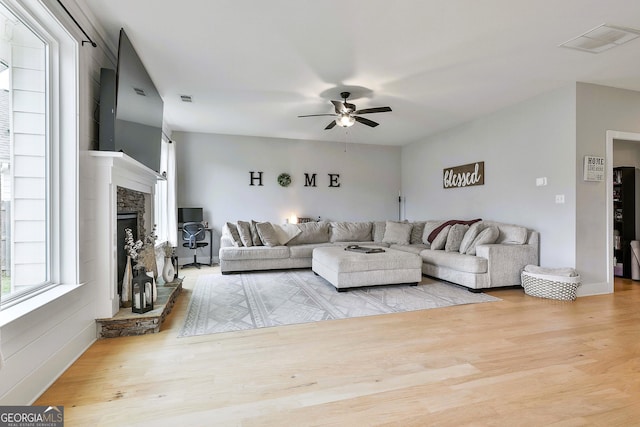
[
  {"x1": 121, "y1": 256, "x2": 132, "y2": 307},
  {"x1": 162, "y1": 257, "x2": 175, "y2": 284},
  {"x1": 144, "y1": 271, "x2": 157, "y2": 303}
]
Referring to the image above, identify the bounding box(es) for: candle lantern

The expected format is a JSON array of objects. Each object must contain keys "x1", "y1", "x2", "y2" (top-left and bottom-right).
[{"x1": 131, "y1": 270, "x2": 154, "y2": 314}]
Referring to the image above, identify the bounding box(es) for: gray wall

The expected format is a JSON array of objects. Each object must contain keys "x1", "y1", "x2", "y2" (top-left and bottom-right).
[
  {"x1": 174, "y1": 132, "x2": 402, "y2": 260},
  {"x1": 576, "y1": 83, "x2": 640, "y2": 294},
  {"x1": 402, "y1": 85, "x2": 577, "y2": 269}
]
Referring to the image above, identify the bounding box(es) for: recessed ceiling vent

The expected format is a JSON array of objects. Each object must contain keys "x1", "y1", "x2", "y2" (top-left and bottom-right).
[
  {"x1": 560, "y1": 24, "x2": 640, "y2": 53},
  {"x1": 180, "y1": 95, "x2": 192, "y2": 103},
  {"x1": 133, "y1": 87, "x2": 146, "y2": 96}
]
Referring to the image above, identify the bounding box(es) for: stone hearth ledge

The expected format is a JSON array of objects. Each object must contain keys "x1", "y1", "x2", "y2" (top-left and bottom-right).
[{"x1": 96, "y1": 279, "x2": 182, "y2": 338}]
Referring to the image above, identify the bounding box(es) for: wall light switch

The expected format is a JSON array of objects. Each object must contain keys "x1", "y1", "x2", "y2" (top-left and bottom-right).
[
  {"x1": 536, "y1": 177, "x2": 548, "y2": 186},
  {"x1": 555, "y1": 194, "x2": 565, "y2": 204}
]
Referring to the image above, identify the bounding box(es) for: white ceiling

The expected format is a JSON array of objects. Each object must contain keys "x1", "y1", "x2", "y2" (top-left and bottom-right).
[{"x1": 81, "y1": 0, "x2": 640, "y2": 146}]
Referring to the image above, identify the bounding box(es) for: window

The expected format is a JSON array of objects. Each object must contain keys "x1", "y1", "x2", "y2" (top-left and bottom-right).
[{"x1": 0, "y1": 0, "x2": 77, "y2": 308}]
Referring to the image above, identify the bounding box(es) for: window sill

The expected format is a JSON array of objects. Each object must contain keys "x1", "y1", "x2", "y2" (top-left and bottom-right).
[{"x1": 0, "y1": 284, "x2": 83, "y2": 328}]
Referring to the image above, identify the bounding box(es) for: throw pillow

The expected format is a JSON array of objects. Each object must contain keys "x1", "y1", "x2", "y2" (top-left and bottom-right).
[
  {"x1": 272, "y1": 223, "x2": 302, "y2": 245},
  {"x1": 422, "y1": 220, "x2": 446, "y2": 244},
  {"x1": 329, "y1": 221, "x2": 373, "y2": 242},
  {"x1": 372, "y1": 221, "x2": 387, "y2": 242},
  {"x1": 458, "y1": 221, "x2": 484, "y2": 254},
  {"x1": 410, "y1": 221, "x2": 426, "y2": 245},
  {"x1": 287, "y1": 221, "x2": 330, "y2": 245},
  {"x1": 225, "y1": 222, "x2": 243, "y2": 247},
  {"x1": 465, "y1": 226, "x2": 499, "y2": 255},
  {"x1": 426, "y1": 218, "x2": 482, "y2": 243},
  {"x1": 236, "y1": 220, "x2": 253, "y2": 247},
  {"x1": 445, "y1": 224, "x2": 469, "y2": 252},
  {"x1": 382, "y1": 221, "x2": 412, "y2": 245},
  {"x1": 250, "y1": 220, "x2": 263, "y2": 246},
  {"x1": 255, "y1": 222, "x2": 280, "y2": 247},
  {"x1": 430, "y1": 225, "x2": 451, "y2": 250}
]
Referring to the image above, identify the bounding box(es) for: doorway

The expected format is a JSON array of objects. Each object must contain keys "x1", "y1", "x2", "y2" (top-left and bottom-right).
[{"x1": 606, "y1": 130, "x2": 640, "y2": 292}]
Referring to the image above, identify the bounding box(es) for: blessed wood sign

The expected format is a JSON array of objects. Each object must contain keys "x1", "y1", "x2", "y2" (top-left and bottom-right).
[{"x1": 443, "y1": 161, "x2": 484, "y2": 189}]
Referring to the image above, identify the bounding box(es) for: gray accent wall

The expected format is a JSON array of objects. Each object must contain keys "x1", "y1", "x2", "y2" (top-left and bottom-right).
[
  {"x1": 403, "y1": 82, "x2": 640, "y2": 296},
  {"x1": 174, "y1": 132, "x2": 402, "y2": 260},
  {"x1": 403, "y1": 85, "x2": 577, "y2": 270},
  {"x1": 576, "y1": 83, "x2": 640, "y2": 295}
]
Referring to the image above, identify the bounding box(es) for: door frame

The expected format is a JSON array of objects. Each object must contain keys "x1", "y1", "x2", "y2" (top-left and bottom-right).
[{"x1": 606, "y1": 130, "x2": 640, "y2": 291}]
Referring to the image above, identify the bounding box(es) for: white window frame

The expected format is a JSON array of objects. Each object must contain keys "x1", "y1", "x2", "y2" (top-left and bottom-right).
[{"x1": 0, "y1": 0, "x2": 78, "y2": 309}]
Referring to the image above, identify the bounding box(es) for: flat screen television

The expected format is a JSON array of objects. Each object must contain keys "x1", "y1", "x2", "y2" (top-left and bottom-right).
[
  {"x1": 99, "y1": 28, "x2": 163, "y2": 173},
  {"x1": 178, "y1": 208, "x2": 204, "y2": 224}
]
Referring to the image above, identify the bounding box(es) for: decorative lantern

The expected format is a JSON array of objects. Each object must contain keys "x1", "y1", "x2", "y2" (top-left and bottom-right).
[{"x1": 131, "y1": 270, "x2": 154, "y2": 314}]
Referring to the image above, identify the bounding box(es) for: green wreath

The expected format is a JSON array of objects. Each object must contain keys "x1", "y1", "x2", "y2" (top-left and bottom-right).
[{"x1": 277, "y1": 173, "x2": 292, "y2": 187}]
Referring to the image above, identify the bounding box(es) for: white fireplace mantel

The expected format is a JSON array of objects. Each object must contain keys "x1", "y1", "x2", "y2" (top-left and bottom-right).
[{"x1": 89, "y1": 151, "x2": 165, "y2": 318}]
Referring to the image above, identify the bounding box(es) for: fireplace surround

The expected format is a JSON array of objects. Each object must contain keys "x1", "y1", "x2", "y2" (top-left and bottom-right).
[{"x1": 89, "y1": 151, "x2": 164, "y2": 318}]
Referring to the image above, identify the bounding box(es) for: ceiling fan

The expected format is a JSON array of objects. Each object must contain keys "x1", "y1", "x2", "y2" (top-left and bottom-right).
[{"x1": 298, "y1": 91, "x2": 392, "y2": 130}]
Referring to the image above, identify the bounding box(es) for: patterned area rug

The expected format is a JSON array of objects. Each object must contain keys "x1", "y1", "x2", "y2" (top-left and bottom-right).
[{"x1": 178, "y1": 270, "x2": 500, "y2": 338}]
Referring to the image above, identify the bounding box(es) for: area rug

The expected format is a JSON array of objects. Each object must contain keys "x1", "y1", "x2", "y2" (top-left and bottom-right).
[{"x1": 178, "y1": 270, "x2": 500, "y2": 338}]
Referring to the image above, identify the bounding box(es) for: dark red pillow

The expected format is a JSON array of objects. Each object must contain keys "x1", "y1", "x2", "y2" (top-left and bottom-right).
[{"x1": 427, "y1": 218, "x2": 482, "y2": 243}]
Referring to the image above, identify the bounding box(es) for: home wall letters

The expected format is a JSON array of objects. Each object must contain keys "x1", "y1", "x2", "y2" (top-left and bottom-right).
[{"x1": 249, "y1": 171, "x2": 341, "y2": 188}]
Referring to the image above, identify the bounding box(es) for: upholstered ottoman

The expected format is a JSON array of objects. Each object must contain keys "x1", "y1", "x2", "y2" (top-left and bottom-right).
[{"x1": 312, "y1": 246, "x2": 422, "y2": 291}]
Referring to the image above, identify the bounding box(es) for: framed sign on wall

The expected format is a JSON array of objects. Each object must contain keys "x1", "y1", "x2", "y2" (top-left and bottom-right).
[
  {"x1": 443, "y1": 161, "x2": 484, "y2": 189},
  {"x1": 583, "y1": 155, "x2": 605, "y2": 182}
]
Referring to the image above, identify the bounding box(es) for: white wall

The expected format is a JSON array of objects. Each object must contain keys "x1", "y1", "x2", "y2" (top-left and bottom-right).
[
  {"x1": 402, "y1": 85, "x2": 577, "y2": 269},
  {"x1": 0, "y1": 0, "x2": 113, "y2": 404},
  {"x1": 575, "y1": 83, "x2": 640, "y2": 294},
  {"x1": 174, "y1": 132, "x2": 401, "y2": 261}
]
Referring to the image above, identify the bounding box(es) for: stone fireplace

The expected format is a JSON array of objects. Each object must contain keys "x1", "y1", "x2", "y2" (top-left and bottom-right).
[{"x1": 89, "y1": 151, "x2": 163, "y2": 318}]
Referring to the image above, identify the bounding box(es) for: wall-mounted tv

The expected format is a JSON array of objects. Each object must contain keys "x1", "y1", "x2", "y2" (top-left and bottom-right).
[{"x1": 99, "y1": 28, "x2": 163, "y2": 173}]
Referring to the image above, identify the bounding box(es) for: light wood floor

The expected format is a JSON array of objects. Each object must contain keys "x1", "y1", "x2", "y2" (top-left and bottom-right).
[{"x1": 35, "y1": 268, "x2": 640, "y2": 426}]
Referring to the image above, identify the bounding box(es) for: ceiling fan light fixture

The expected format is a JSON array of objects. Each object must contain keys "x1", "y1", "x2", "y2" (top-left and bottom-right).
[{"x1": 336, "y1": 114, "x2": 355, "y2": 127}]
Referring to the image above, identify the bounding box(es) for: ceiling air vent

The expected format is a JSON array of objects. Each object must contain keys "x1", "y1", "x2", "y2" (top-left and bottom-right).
[
  {"x1": 133, "y1": 87, "x2": 146, "y2": 96},
  {"x1": 560, "y1": 24, "x2": 640, "y2": 53},
  {"x1": 180, "y1": 95, "x2": 193, "y2": 103}
]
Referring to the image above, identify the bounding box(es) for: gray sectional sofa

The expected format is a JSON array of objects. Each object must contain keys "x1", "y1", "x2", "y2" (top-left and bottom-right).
[{"x1": 219, "y1": 219, "x2": 539, "y2": 291}]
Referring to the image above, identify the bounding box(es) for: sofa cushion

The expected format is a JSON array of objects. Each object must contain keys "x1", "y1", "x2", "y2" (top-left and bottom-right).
[
  {"x1": 422, "y1": 220, "x2": 446, "y2": 244},
  {"x1": 485, "y1": 221, "x2": 528, "y2": 244},
  {"x1": 390, "y1": 243, "x2": 428, "y2": 255},
  {"x1": 465, "y1": 226, "x2": 499, "y2": 255},
  {"x1": 372, "y1": 221, "x2": 387, "y2": 242},
  {"x1": 287, "y1": 221, "x2": 330, "y2": 245},
  {"x1": 255, "y1": 222, "x2": 280, "y2": 247},
  {"x1": 219, "y1": 245, "x2": 289, "y2": 261},
  {"x1": 272, "y1": 223, "x2": 302, "y2": 245},
  {"x1": 382, "y1": 221, "x2": 412, "y2": 245},
  {"x1": 236, "y1": 221, "x2": 253, "y2": 247},
  {"x1": 225, "y1": 222, "x2": 243, "y2": 247},
  {"x1": 445, "y1": 224, "x2": 469, "y2": 252},
  {"x1": 410, "y1": 221, "x2": 426, "y2": 244},
  {"x1": 431, "y1": 225, "x2": 451, "y2": 250},
  {"x1": 289, "y1": 243, "x2": 334, "y2": 259},
  {"x1": 420, "y1": 250, "x2": 488, "y2": 274},
  {"x1": 459, "y1": 221, "x2": 484, "y2": 254},
  {"x1": 250, "y1": 220, "x2": 263, "y2": 246},
  {"x1": 330, "y1": 221, "x2": 373, "y2": 242}
]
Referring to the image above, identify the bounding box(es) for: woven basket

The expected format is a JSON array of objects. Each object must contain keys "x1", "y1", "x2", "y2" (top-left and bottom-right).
[{"x1": 521, "y1": 271, "x2": 581, "y2": 301}]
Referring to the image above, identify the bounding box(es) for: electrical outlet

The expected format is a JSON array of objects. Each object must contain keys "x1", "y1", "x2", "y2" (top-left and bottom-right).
[
  {"x1": 555, "y1": 194, "x2": 565, "y2": 204},
  {"x1": 536, "y1": 177, "x2": 547, "y2": 186}
]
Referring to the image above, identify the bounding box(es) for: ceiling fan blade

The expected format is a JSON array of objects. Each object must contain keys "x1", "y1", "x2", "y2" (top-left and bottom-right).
[
  {"x1": 325, "y1": 120, "x2": 337, "y2": 130},
  {"x1": 331, "y1": 100, "x2": 346, "y2": 114},
  {"x1": 298, "y1": 114, "x2": 337, "y2": 118},
  {"x1": 354, "y1": 116, "x2": 379, "y2": 127},
  {"x1": 353, "y1": 106, "x2": 392, "y2": 114}
]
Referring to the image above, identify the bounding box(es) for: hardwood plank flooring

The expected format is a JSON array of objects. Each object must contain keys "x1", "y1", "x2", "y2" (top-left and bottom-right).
[{"x1": 35, "y1": 268, "x2": 640, "y2": 426}]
